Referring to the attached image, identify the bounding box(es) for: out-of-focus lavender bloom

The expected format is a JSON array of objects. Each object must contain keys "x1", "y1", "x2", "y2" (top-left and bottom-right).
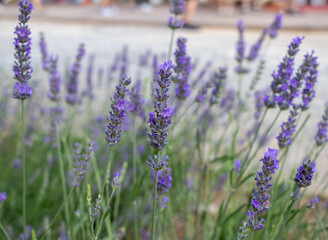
[
  {"x1": 195, "y1": 80, "x2": 211, "y2": 103},
  {"x1": 72, "y1": 141, "x2": 93, "y2": 187},
  {"x1": 39, "y1": 32, "x2": 48, "y2": 71},
  {"x1": 246, "y1": 210, "x2": 264, "y2": 231},
  {"x1": 141, "y1": 228, "x2": 150, "y2": 239},
  {"x1": 47, "y1": 55, "x2": 61, "y2": 102},
  {"x1": 294, "y1": 158, "x2": 316, "y2": 188},
  {"x1": 83, "y1": 54, "x2": 94, "y2": 100},
  {"x1": 105, "y1": 75, "x2": 131, "y2": 146},
  {"x1": 59, "y1": 221, "x2": 68, "y2": 240},
  {"x1": 0, "y1": 189, "x2": 6, "y2": 204},
  {"x1": 12, "y1": 0, "x2": 33, "y2": 100},
  {"x1": 191, "y1": 60, "x2": 212, "y2": 88},
  {"x1": 111, "y1": 172, "x2": 121, "y2": 190},
  {"x1": 248, "y1": 148, "x2": 279, "y2": 231},
  {"x1": 308, "y1": 196, "x2": 319, "y2": 208},
  {"x1": 159, "y1": 196, "x2": 169, "y2": 209},
  {"x1": 266, "y1": 13, "x2": 283, "y2": 39},
  {"x1": 210, "y1": 67, "x2": 227, "y2": 105},
  {"x1": 250, "y1": 59, "x2": 265, "y2": 91},
  {"x1": 247, "y1": 30, "x2": 266, "y2": 62},
  {"x1": 269, "y1": 36, "x2": 304, "y2": 110},
  {"x1": 91, "y1": 194, "x2": 102, "y2": 220},
  {"x1": 174, "y1": 37, "x2": 191, "y2": 100},
  {"x1": 277, "y1": 104, "x2": 299, "y2": 148},
  {"x1": 152, "y1": 167, "x2": 172, "y2": 195},
  {"x1": 128, "y1": 80, "x2": 145, "y2": 119},
  {"x1": 168, "y1": 16, "x2": 185, "y2": 30},
  {"x1": 121, "y1": 45, "x2": 128, "y2": 76},
  {"x1": 301, "y1": 52, "x2": 319, "y2": 110},
  {"x1": 220, "y1": 89, "x2": 236, "y2": 114},
  {"x1": 233, "y1": 159, "x2": 242, "y2": 173},
  {"x1": 254, "y1": 90, "x2": 266, "y2": 121},
  {"x1": 147, "y1": 60, "x2": 174, "y2": 151},
  {"x1": 13, "y1": 158, "x2": 22, "y2": 169},
  {"x1": 65, "y1": 43, "x2": 85, "y2": 105},
  {"x1": 235, "y1": 20, "x2": 249, "y2": 74},
  {"x1": 18, "y1": 225, "x2": 32, "y2": 240},
  {"x1": 236, "y1": 220, "x2": 249, "y2": 240},
  {"x1": 49, "y1": 106, "x2": 63, "y2": 148},
  {"x1": 170, "y1": 0, "x2": 185, "y2": 14},
  {"x1": 139, "y1": 49, "x2": 151, "y2": 67},
  {"x1": 147, "y1": 155, "x2": 169, "y2": 172},
  {"x1": 98, "y1": 67, "x2": 103, "y2": 88},
  {"x1": 314, "y1": 103, "x2": 328, "y2": 146}
]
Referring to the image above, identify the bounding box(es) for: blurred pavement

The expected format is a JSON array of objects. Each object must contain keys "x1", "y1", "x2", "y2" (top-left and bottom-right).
[{"x1": 1, "y1": 3, "x2": 328, "y2": 31}]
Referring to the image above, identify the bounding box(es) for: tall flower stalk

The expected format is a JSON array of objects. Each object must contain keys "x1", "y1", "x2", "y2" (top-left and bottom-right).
[
  {"x1": 12, "y1": 0, "x2": 33, "y2": 238},
  {"x1": 147, "y1": 60, "x2": 174, "y2": 240}
]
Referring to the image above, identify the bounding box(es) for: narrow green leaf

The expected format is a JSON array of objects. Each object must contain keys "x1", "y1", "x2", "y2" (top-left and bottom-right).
[
  {"x1": 238, "y1": 173, "x2": 255, "y2": 187},
  {"x1": 133, "y1": 172, "x2": 147, "y2": 200},
  {"x1": 0, "y1": 223, "x2": 11, "y2": 240},
  {"x1": 210, "y1": 155, "x2": 236, "y2": 163}
]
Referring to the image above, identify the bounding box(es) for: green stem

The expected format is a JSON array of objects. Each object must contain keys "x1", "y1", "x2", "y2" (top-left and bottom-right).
[
  {"x1": 168, "y1": 21, "x2": 176, "y2": 60},
  {"x1": 313, "y1": 142, "x2": 327, "y2": 162},
  {"x1": 21, "y1": 100, "x2": 26, "y2": 240},
  {"x1": 56, "y1": 129, "x2": 72, "y2": 239},
  {"x1": 151, "y1": 170, "x2": 159, "y2": 240},
  {"x1": 132, "y1": 119, "x2": 139, "y2": 240},
  {"x1": 0, "y1": 221, "x2": 10, "y2": 240}
]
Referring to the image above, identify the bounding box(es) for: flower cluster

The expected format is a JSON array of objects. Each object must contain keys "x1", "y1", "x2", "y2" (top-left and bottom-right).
[
  {"x1": 195, "y1": 80, "x2": 211, "y2": 103},
  {"x1": 248, "y1": 148, "x2": 279, "y2": 231},
  {"x1": 276, "y1": 104, "x2": 299, "y2": 148},
  {"x1": 247, "y1": 30, "x2": 266, "y2": 62},
  {"x1": 307, "y1": 196, "x2": 319, "y2": 208},
  {"x1": 266, "y1": 13, "x2": 283, "y2": 39},
  {"x1": 0, "y1": 189, "x2": 6, "y2": 204},
  {"x1": 209, "y1": 67, "x2": 227, "y2": 105},
  {"x1": 147, "y1": 60, "x2": 175, "y2": 151},
  {"x1": 152, "y1": 167, "x2": 172, "y2": 195},
  {"x1": 111, "y1": 172, "x2": 121, "y2": 190},
  {"x1": 47, "y1": 55, "x2": 61, "y2": 102},
  {"x1": 105, "y1": 75, "x2": 132, "y2": 146},
  {"x1": 39, "y1": 32, "x2": 48, "y2": 71},
  {"x1": 65, "y1": 43, "x2": 85, "y2": 105},
  {"x1": 168, "y1": 0, "x2": 186, "y2": 29},
  {"x1": 128, "y1": 80, "x2": 145, "y2": 119},
  {"x1": 173, "y1": 37, "x2": 191, "y2": 100},
  {"x1": 314, "y1": 103, "x2": 328, "y2": 146},
  {"x1": 146, "y1": 155, "x2": 169, "y2": 172},
  {"x1": 236, "y1": 220, "x2": 249, "y2": 240},
  {"x1": 294, "y1": 158, "x2": 316, "y2": 188},
  {"x1": 91, "y1": 194, "x2": 102, "y2": 220},
  {"x1": 72, "y1": 141, "x2": 93, "y2": 187},
  {"x1": 12, "y1": 0, "x2": 33, "y2": 100},
  {"x1": 83, "y1": 54, "x2": 94, "y2": 100},
  {"x1": 235, "y1": 20, "x2": 249, "y2": 74},
  {"x1": 301, "y1": 52, "x2": 319, "y2": 110}
]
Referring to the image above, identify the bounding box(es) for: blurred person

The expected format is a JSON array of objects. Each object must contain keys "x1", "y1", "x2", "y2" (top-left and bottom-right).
[
  {"x1": 101, "y1": 0, "x2": 117, "y2": 17},
  {"x1": 135, "y1": 0, "x2": 153, "y2": 14},
  {"x1": 183, "y1": 0, "x2": 200, "y2": 29},
  {"x1": 285, "y1": 0, "x2": 301, "y2": 14}
]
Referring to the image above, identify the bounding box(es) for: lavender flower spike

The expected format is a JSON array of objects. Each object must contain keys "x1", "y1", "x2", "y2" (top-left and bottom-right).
[
  {"x1": 39, "y1": 32, "x2": 48, "y2": 71},
  {"x1": 12, "y1": 0, "x2": 33, "y2": 100},
  {"x1": 147, "y1": 60, "x2": 175, "y2": 151},
  {"x1": 47, "y1": 55, "x2": 61, "y2": 102},
  {"x1": 247, "y1": 148, "x2": 279, "y2": 231},
  {"x1": 105, "y1": 75, "x2": 132, "y2": 146},
  {"x1": 152, "y1": 167, "x2": 172, "y2": 195},
  {"x1": 314, "y1": 103, "x2": 328, "y2": 146},
  {"x1": 294, "y1": 158, "x2": 316, "y2": 188},
  {"x1": 65, "y1": 43, "x2": 85, "y2": 105},
  {"x1": 235, "y1": 20, "x2": 249, "y2": 74},
  {"x1": 168, "y1": 0, "x2": 186, "y2": 29},
  {"x1": 266, "y1": 13, "x2": 283, "y2": 39},
  {"x1": 0, "y1": 189, "x2": 6, "y2": 204}
]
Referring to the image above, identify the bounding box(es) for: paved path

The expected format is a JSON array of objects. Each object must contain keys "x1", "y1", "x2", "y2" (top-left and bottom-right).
[{"x1": 1, "y1": 3, "x2": 328, "y2": 30}]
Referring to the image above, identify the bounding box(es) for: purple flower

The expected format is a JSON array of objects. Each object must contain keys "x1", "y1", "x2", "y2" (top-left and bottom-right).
[
  {"x1": 315, "y1": 103, "x2": 328, "y2": 146},
  {"x1": 277, "y1": 104, "x2": 299, "y2": 148},
  {"x1": 72, "y1": 141, "x2": 93, "y2": 187},
  {"x1": 266, "y1": 13, "x2": 283, "y2": 39},
  {"x1": 209, "y1": 67, "x2": 227, "y2": 105},
  {"x1": 254, "y1": 90, "x2": 266, "y2": 121},
  {"x1": 173, "y1": 37, "x2": 191, "y2": 100},
  {"x1": 235, "y1": 20, "x2": 250, "y2": 74},
  {"x1": 0, "y1": 190, "x2": 6, "y2": 204},
  {"x1": 270, "y1": 37, "x2": 304, "y2": 110},
  {"x1": 128, "y1": 80, "x2": 145, "y2": 119},
  {"x1": 146, "y1": 155, "x2": 169, "y2": 172},
  {"x1": 159, "y1": 196, "x2": 169, "y2": 209},
  {"x1": 170, "y1": 0, "x2": 186, "y2": 15},
  {"x1": 247, "y1": 148, "x2": 279, "y2": 231},
  {"x1": 236, "y1": 220, "x2": 249, "y2": 239},
  {"x1": 120, "y1": 45, "x2": 128, "y2": 76},
  {"x1": 39, "y1": 32, "x2": 48, "y2": 71},
  {"x1": 152, "y1": 167, "x2": 172, "y2": 195},
  {"x1": 247, "y1": 30, "x2": 266, "y2": 62},
  {"x1": 301, "y1": 52, "x2": 319, "y2": 110},
  {"x1": 12, "y1": 0, "x2": 33, "y2": 100},
  {"x1": 65, "y1": 43, "x2": 85, "y2": 105},
  {"x1": 308, "y1": 196, "x2": 319, "y2": 208},
  {"x1": 83, "y1": 54, "x2": 95, "y2": 100},
  {"x1": 111, "y1": 172, "x2": 121, "y2": 189},
  {"x1": 195, "y1": 80, "x2": 211, "y2": 103},
  {"x1": 91, "y1": 194, "x2": 102, "y2": 220},
  {"x1": 168, "y1": 17, "x2": 185, "y2": 30},
  {"x1": 60, "y1": 222, "x2": 69, "y2": 240},
  {"x1": 147, "y1": 60, "x2": 174, "y2": 151},
  {"x1": 105, "y1": 75, "x2": 131, "y2": 146},
  {"x1": 47, "y1": 55, "x2": 61, "y2": 102},
  {"x1": 294, "y1": 158, "x2": 316, "y2": 188},
  {"x1": 233, "y1": 159, "x2": 242, "y2": 173}
]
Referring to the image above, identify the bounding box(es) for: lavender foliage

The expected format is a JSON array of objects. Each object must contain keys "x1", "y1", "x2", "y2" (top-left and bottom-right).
[
  {"x1": 12, "y1": 0, "x2": 33, "y2": 100},
  {"x1": 105, "y1": 75, "x2": 131, "y2": 146}
]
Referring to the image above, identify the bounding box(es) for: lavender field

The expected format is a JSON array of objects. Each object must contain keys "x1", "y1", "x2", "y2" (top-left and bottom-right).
[{"x1": 0, "y1": 0, "x2": 328, "y2": 239}]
